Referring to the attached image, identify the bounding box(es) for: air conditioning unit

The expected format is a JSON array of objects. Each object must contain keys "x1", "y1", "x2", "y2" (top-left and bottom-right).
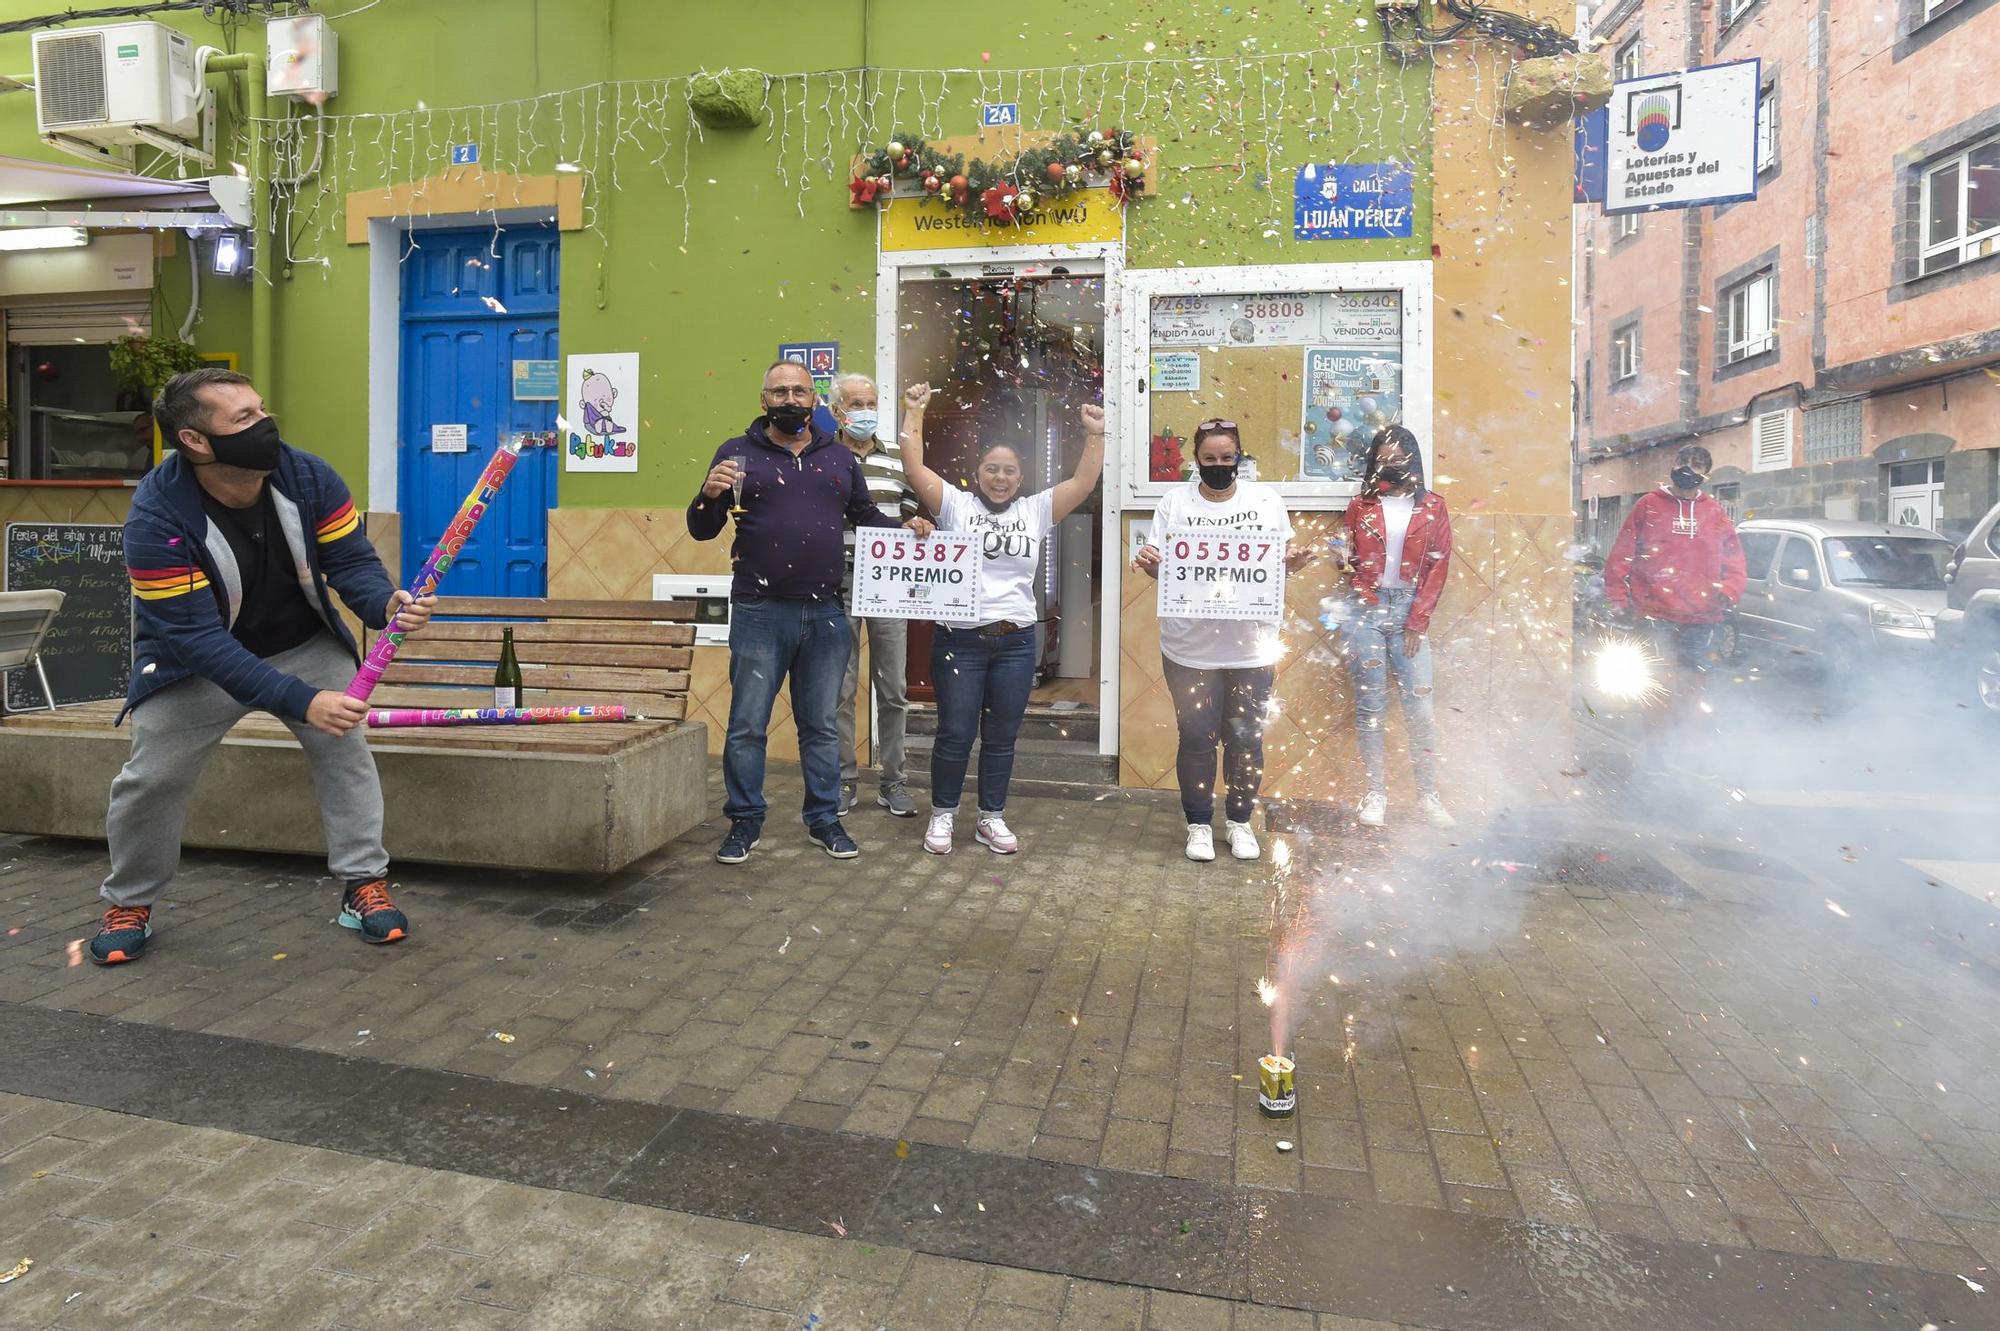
[{"x1": 32, "y1": 23, "x2": 204, "y2": 166}]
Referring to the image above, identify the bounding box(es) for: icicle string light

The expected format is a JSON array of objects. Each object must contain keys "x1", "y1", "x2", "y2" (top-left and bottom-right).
[{"x1": 253, "y1": 43, "x2": 1459, "y2": 272}]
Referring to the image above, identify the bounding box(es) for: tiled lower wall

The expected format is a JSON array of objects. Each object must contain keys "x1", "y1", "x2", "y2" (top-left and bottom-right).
[
  {"x1": 546, "y1": 508, "x2": 866, "y2": 765},
  {"x1": 549, "y1": 506, "x2": 1575, "y2": 807},
  {"x1": 0, "y1": 486, "x2": 134, "y2": 543}
]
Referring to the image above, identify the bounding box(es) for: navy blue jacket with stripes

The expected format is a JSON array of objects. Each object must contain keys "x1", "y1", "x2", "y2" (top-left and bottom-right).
[{"x1": 121, "y1": 447, "x2": 396, "y2": 724}]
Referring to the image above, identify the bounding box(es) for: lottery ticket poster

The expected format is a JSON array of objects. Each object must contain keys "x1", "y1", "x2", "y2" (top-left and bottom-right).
[
  {"x1": 850, "y1": 530, "x2": 983, "y2": 623},
  {"x1": 1155, "y1": 527, "x2": 1288, "y2": 623}
]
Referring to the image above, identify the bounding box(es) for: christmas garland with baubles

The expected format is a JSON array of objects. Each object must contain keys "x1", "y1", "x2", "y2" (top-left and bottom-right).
[{"x1": 849, "y1": 128, "x2": 1148, "y2": 225}]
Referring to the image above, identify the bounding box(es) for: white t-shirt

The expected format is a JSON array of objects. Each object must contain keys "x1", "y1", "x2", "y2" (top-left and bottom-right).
[
  {"x1": 936, "y1": 485, "x2": 1057, "y2": 626},
  {"x1": 1149, "y1": 479, "x2": 1296, "y2": 670},
  {"x1": 1378, "y1": 493, "x2": 1416, "y2": 589}
]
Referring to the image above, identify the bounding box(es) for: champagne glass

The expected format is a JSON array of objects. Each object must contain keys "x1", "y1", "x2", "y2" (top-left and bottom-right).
[{"x1": 728, "y1": 453, "x2": 748, "y2": 516}]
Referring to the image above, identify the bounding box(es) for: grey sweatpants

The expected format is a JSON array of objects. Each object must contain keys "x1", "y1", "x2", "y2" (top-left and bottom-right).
[
  {"x1": 100, "y1": 633, "x2": 388, "y2": 909},
  {"x1": 837, "y1": 614, "x2": 909, "y2": 788}
]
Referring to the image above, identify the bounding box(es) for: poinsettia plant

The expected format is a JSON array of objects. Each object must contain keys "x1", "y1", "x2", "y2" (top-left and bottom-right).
[{"x1": 850, "y1": 128, "x2": 1149, "y2": 225}]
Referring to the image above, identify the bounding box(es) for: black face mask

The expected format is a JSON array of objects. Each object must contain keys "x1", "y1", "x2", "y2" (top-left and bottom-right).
[
  {"x1": 767, "y1": 403, "x2": 812, "y2": 435},
  {"x1": 1198, "y1": 460, "x2": 1239, "y2": 491},
  {"x1": 977, "y1": 489, "x2": 1014, "y2": 514},
  {"x1": 1375, "y1": 464, "x2": 1412, "y2": 489},
  {"x1": 1671, "y1": 466, "x2": 1705, "y2": 491},
  {"x1": 196, "y1": 416, "x2": 283, "y2": 472}
]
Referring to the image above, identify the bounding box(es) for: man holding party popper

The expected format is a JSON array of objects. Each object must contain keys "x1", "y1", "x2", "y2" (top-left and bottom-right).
[{"x1": 88, "y1": 369, "x2": 435, "y2": 965}]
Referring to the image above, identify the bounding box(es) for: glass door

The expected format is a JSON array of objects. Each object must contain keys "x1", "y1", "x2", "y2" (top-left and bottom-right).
[{"x1": 893, "y1": 265, "x2": 1106, "y2": 708}]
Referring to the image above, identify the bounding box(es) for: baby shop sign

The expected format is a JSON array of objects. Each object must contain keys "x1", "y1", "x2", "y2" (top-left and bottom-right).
[{"x1": 563, "y1": 353, "x2": 639, "y2": 473}]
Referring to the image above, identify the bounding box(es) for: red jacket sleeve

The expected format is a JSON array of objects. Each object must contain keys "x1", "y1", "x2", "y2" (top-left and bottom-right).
[
  {"x1": 1604, "y1": 499, "x2": 1644, "y2": 611},
  {"x1": 1405, "y1": 496, "x2": 1452, "y2": 635},
  {"x1": 1344, "y1": 503, "x2": 1379, "y2": 605},
  {"x1": 1714, "y1": 515, "x2": 1747, "y2": 608}
]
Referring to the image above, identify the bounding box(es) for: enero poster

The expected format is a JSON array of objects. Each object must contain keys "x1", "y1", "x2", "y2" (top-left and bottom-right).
[
  {"x1": 1300, "y1": 346, "x2": 1403, "y2": 482},
  {"x1": 563, "y1": 353, "x2": 639, "y2": 473}
]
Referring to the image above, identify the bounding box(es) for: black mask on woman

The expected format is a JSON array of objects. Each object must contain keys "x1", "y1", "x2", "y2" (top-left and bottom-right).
[
  {"x1": 1375, "y1": 464, "x2": 1412, "y2": 490},
  {"x1": 1671, "y1": 466, "x2": 1705, "y2": 491},
  {"x1": 196, "y1": 416, "x2": 283, "y2": 472},
  {"x1": 767, "y1": 403, "x2": 813, "y2": 435},
  {"x1": 1198, "y1": 460, "x2": 1239, "y2": 491},
  {"x1": 977, "y1": 490, "x2": 1014, "y2": 514}
]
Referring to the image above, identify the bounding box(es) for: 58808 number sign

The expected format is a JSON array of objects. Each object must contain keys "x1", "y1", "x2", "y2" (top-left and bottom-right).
[
  {"x1": 850, "y1": 530, "x2": 983, "y2": 623},
  {"x1": 1156, "y1": 527, "x2": 1288, "y2": 623}
]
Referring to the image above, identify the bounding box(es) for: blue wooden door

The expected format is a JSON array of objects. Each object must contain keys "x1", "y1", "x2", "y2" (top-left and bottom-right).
[{"x1": 400, "y1": 225, "x2": 559, "y2": 597}]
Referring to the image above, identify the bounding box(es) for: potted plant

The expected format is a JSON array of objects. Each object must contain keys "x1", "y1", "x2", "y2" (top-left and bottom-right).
[{"x1": 108, "y1": 334, "x2": 205, "y2": 402}]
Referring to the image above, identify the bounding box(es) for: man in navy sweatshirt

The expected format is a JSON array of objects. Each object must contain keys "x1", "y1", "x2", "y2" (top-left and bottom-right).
[
  {"x1": 689, "y1": 360, "x2": 927, "y2": 864},
  {"x1": 89, "y1": 368, "x2": 435, "y2": 965}
]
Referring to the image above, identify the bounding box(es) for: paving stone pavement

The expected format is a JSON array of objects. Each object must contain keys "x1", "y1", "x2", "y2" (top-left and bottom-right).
[
  {"x1": 3, "y1": 764, "x2": 1999, "y2": 1278},
  {"x1": 0, "y1": 1093, "x2": 1426, "y2": 1331}
]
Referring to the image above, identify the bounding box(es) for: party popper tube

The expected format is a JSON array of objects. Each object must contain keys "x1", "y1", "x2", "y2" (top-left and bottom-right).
[
  {"x1": 345, "y1": 439, "x2": 526, "y2": 702},
  {"x1": 367, "y1": 705, "x2": 630, "y2": 728}
]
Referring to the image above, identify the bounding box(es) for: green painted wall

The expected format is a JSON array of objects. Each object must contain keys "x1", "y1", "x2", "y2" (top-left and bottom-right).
[{"x1": 0, "y1": 0, "x2": 1428, "y2": 509}]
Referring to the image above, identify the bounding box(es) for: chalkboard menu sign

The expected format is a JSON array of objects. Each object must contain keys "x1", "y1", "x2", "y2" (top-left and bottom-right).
[{"x1": 5, "y1": 523, "x2": 131, "y2": 713}]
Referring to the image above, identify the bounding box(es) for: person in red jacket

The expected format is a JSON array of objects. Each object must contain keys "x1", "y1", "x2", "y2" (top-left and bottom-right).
[
  {"x1": 1336, "y1": 426, "x2": 1454, "y2": 829},
  {"x1": 1603, "y1": 444, "x2": 1747, "y2": 757}
]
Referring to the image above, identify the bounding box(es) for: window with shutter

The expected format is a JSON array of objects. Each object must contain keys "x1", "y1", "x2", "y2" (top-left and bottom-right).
[{"x1": 1752, "y1": 409, "x2": 1794, "y2": 472}]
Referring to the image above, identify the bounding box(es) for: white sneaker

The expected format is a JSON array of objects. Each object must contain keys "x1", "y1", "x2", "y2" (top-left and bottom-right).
[
  {"x1": 1225, "y1": 820, "x2": 1261, "y2": 860},
  {"x1": 1418, "y1": 793, "x2": 1457, "y2": 828},
  {"x1": 924, "y1": 809, "x2": 955, "y2": 855},
  {"x1": 975, "y1": 814, "x2": 1018, "y2": 854},
  {"x1": 1358, "y1": 790, "x2": 1388, "y2": 827},
  {"x1": 1185, "y1": 824, "x2": 1216, "y2": 862}
]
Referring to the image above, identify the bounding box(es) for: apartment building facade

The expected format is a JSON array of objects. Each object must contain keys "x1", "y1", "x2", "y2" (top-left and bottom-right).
[{"x1": 1576, "y1": 0, "x2": 2000, "y2": 547}]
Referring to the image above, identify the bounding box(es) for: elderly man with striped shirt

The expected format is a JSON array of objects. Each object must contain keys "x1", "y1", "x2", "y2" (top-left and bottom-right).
[
  {"x1": 829, "y1": 373, "x2": 922, "y2": 818},
  {"x1": 87, "y1": 368, "x2": 434, "y2": 965}
]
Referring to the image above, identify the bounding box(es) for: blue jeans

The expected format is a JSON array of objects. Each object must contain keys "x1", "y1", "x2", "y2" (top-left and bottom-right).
[
  {"x1": 929, "y1": 625, "x2": 1038, "y2": 813},
  {"x1": 724, "y1": 596, "x2": 850, "y2": 828},
  {"x1": 1335, "y1": 588, "x2": 1439, "y2": 796}
]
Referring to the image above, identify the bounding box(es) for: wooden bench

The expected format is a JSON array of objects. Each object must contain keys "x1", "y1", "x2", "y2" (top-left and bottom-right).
[{"x1": 0, "y1": 597, "x2": 710, "y2": 875}]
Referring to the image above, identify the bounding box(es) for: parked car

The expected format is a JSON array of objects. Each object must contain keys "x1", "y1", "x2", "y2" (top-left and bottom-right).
[
  {"x1": 1938, "y1": 500, "x2": 2000, "y2": 718},
  {"x1": 1732, "y1": 519, "x2": 1955, "y2": 676}
]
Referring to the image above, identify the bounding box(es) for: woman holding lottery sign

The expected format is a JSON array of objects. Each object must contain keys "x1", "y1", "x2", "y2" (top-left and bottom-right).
[
  {"x1": 900, "y1": 383, "x2": 1105, "y2": 856},
  {"x1": 1336, "y1": 425, "x2": 1455, "y2": 829},
  {"x1": 1134, "y1": 420, "x2": 1315, "y2": 863}
]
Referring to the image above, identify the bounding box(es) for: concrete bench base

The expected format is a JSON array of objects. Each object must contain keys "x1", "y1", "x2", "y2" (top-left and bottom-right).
[{"x1": 0, "y1": 719, "x2": 709, "y2": 876}]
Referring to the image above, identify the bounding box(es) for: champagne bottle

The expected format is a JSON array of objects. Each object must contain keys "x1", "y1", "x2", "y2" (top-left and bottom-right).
[{"x1": 494, "y1": 627, "x2": 524, "y2": 709}]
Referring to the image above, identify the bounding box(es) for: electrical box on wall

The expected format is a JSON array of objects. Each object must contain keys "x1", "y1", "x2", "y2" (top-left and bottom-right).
[{"x1": 266, "y1": 14, "x2": 337, "y2": 102}]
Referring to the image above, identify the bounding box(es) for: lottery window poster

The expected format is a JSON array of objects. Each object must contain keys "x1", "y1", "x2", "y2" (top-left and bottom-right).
[
  {"x1": 563, "y1": 353, "x2": 639, "y2": 473},
  {"x1": 1300, "y1": 346, "x2": 1403, "y2": 482}
]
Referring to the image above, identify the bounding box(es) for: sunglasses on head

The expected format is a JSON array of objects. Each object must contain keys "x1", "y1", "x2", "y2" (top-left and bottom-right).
[{"x1": 1194, "y1": 419, "x2": 1238, "y2": 434}]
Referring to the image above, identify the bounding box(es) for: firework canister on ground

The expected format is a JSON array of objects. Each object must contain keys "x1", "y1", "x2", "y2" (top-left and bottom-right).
[{"x1": 1258, "y1": 1055, "x2": 1296, "y2": 1118}]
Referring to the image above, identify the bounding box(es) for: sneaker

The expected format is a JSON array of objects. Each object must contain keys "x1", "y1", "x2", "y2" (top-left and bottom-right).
[
  {"x1": 714, "y1": 819, "x2": 761, "y2": 865},
  {"x1": 808, "y1": 820, "x2": 860, "y2": 859},
  {"x1": 876, "y1": 782, "x2": 919, "y2": 818},
  {"x1": 924, "y1": 809, "x2": 956, "y2": 855},
  {"x1": 1358, "y1": 790, "x2": 1388, "y2": 827},
  {"x1": 89, "y1": 905, "x2": 152, "y2": 965},
  {"x1": 1185, "y1": 824, "x2": 1216, "y2": 862},
  {"x1": 838, "y1": 782, "x2": 859, "y2": 816},
  {"x1": 975, "y1": 814, "x2": 1019, "y2": 855},
  {"x1": 1225, "y1": 820, "x2": 1262, "y2": 860},
  {"x1": 338, "y1": 880, "x2": 409, "y2": 944},
  {"x1": 1418, "y1": 793, "x2": 1458, "y2": 828}
]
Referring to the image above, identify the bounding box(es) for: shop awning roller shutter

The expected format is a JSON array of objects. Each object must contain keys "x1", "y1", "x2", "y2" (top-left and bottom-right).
[{"x1": 3, "y1": 295, "x2": 151, "y2": 345}]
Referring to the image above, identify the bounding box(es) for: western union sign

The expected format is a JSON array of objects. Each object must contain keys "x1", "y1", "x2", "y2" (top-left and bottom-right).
[{"x1": 880, "y1": 192, "x2": 1125, "y2": 252}]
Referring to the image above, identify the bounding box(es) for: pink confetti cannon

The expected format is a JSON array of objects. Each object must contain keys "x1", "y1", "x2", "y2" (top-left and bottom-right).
[
  {"x1": 367, "y1": 705, "x2": 631, "y2": 728},
  {"x1": 346, "y1": 437, "x2": 531, "y2": 702}
]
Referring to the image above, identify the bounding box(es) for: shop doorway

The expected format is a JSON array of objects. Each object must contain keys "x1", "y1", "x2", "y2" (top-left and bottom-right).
[
  {"x1": 890, "y1": 263, "x2": 1107, "y2": 718},
  {"x1": 398, "y1": 224, "x2": 559, "y2": 596}
]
